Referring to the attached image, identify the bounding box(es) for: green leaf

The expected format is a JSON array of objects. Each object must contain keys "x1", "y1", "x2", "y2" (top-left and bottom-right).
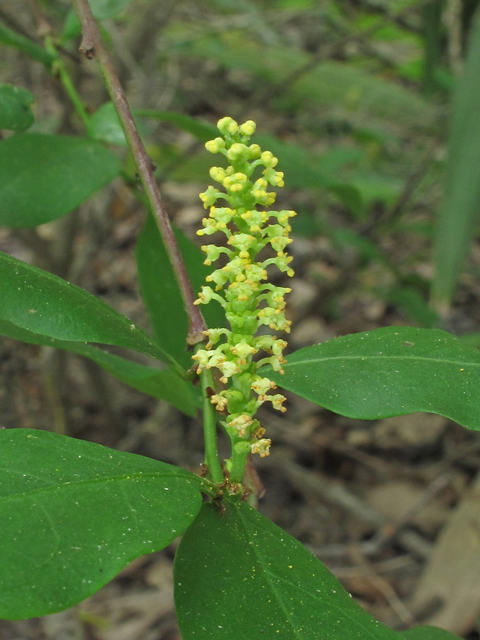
[
  {"x1": 174, "y1": 501, "x2": 399, "y2": 639},
  {"x1": 0, "y1": 24, "x2": 56, "y2": 69},
  {"x1": 346, "y1": 171, "x2": 403, "y2": 217},
  {"x1": 87, "y1": 0, "x2": 135, "y2": 18},
  {"x1": 331, "y1": 228, "x2": 387, "y2": 263},
  {"x1": 0, "y1": 251, "x2": 174, "y2": 366},
  {"x1": 90, "y1": 101, "x2": 128, "y2": 146},
  {"x1": 431, "y1": 16, "x2": 480, "y2": 310},
  {"x1": 136, "y1": 210, "x2": 225, "y2": 368},
  {"x1": 0, "y1": 429, "x2": 204, "y2": 619},
  {"x1": 0, "y1": 84, "x2": 35, "y2": 132},
  {"x1": 134, "y1": 109, "x2": 217, "y2": 142},
  {"x1": 90, "y1": 104, "x2": 215, "y2": 147},
  {"x1": 0, "y1": 133, "x2": 121, "y2": 227},
  {"x1": 402, "y1": 627, "x2": 461, "y2": 640},
  {"x1": 0, "y1": 318, "x2": 199, "y2": 415},
  {"x1": 62, "y1": 0, "x2": 135, "y2": 41},
  {"x1": 90, "y1": 102, "x2": 151, "y2": 146},
  {"x1": 266, "y1": 326, "x2": 480, "y2": 430}
]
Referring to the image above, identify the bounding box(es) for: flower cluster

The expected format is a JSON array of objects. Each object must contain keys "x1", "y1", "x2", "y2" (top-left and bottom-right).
[{"x1": 192, "y1": 117, "x2": 295, "y2": 466}]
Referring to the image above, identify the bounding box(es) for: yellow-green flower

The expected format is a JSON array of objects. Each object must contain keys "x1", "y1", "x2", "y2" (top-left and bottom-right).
[{"x1": 192, "y1": 117, "x2": 295, "y2": 468}]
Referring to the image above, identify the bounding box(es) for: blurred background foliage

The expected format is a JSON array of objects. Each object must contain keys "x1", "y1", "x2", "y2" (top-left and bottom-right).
[
  {"x1": 3, "y1": 1, "x2": 480, "y2": 636},
  {"x1": 2, "y1": 0, "x2": 479, "y2": 335}
]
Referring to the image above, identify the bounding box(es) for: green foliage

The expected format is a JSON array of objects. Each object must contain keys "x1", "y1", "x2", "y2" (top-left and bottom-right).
[
  {"x1": 421, "y1": 0, "x2": 444, "y2": 95},
  {"x1": 90, "y1": 101, "x2": 130, "y2": 146},
  {"x1": 0, "y1": 318, "x2": 199, "y2": 415},
  {"x1": 255, "y1": 134, "x2": 365, "y2": 216},
  {"x1": 0, "y1": 251, "x2": 173, "y2": 365},
  {"x1": 91, "y1": 102, "x2": 218, "y2": 147},
  {"x1": 0, "y1": 84, "x2": 35, "y2": 131},
  {"x1": 62, "y1": 0, "x2": 135, "y2": 40},
  {"x1": 0, "y1": 24, "x2": 56, "y2": 68},
  {"x1": 136, "y1": 210, "x2": 225, "y2": 369},
  {"x1": 175, "y1": 501, "x2": 399, "y2": 640},
  {"x1": 135, "y1": 109, "x2": 217, "y2": 142},
  {"x1": 383, "y1": 287, "x2": 439, "y2": 328},
  {"x1": 267, "y1": 327, "x2": 480, "y2": 430},
  {"x1": 83, "y1": 0, "x2": 135, "y2": 19},
  {"x1": 0, "y1": 429, "x2": 203, "y2": 619},
  {"x1": 172, "y1": 32, "x2": 434, "y2": 133},
  {"x1": 0, "y1": 134, "x2": 121, "y2": 227},
  {"x1": 432, "y1": 15, "x2": 480, "y2": 309}
]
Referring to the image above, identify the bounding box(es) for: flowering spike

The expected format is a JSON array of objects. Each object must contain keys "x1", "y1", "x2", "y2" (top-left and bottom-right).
[{"x1": 195, "y1": 118, "x2": 295, "y2": 481}]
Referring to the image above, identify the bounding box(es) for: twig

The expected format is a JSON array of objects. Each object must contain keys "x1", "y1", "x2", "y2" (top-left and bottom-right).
[
  {"x1": 0, "y1": 7, "x2": 36, "y2": 40},
  {"x1": 393, "y1": 472, "x2": 451, "y2": 531},
  {"x1": 426, "y1": 435, "x2": 480, "y2": 478},
  {"x1": 71, "y1": 0, "x2": 207, "y2": 347},
  {"x1": 253, "y1": 0, "x2": 429, "y2": 109},
  {"x1": 327, "y1": 554, "x2": 415, "y2": 576},
  {"x1": 271, "y1": 452, "x2": 433, "y2": 558},
  {"x1": 159, "y1": 0, "x2": 428, "y2": 182},
  {"x1": 347, "y1": 545, "x2": 416, "y2": 627},
  {"x1": 380, "y1": 139, "x2": 439, "y2": 232}
]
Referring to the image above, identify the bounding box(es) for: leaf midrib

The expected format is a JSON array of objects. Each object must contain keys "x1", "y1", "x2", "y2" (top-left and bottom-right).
[
  {"x1": 283, "y1": 353, "x2": 480, "y2": 369},
  {"x1": 238, "y1": 509, "x2": 391, "y2": 640}
]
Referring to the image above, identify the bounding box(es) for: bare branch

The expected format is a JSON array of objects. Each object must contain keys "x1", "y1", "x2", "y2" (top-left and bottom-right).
[{"x1": 71, "y1": 0, "x2": 208, "y2": 347}]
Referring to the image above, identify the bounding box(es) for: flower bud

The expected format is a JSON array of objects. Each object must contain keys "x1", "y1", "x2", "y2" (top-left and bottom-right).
[
  {"x1": 248, "y1": 144, "x2": 261, "y2": 159},
  {"x1": 239, "y1": 120, "x2": 256, "y2": 136},
  {"x1": 199, "y1": 185, "x2": 221, "y2": 208},
  {"x1": 205, "y1": 137, "x2": 226, "y2": 153},
  {"x1": 210, "y1": 166, "x2": 226, "y2": 183},
  {"x1": 227, "y1": 143, "x2": 248, "y2": 162},
  {"x1": 195, "y1": 118, "x2": 295, "y2": 471},
  {"x1": 261, "y1": 151, "x2": 278, "y2": 167},
  {"x1": 217, "y1": 117, "x2": 239, "y2": 135},
  {"x1": 234, "y1": 441, "x2": 251, "y2": 454}
]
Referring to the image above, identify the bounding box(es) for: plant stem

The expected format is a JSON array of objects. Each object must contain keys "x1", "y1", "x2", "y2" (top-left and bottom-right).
[
  {"x1": 71, "y1": 0, "x2": 208, "y2": 347},
  {"x1": 45, "y1": 37, "x2": 94, "y2": 136},
  {"x1": 200, "y1": 364, "x2": 224, "y2": 486},
  {"x1": 26, "y1": 0, "x2": 93, "y2": 136},
  {"x1": 229, "y1": 447, "x2": 248, "y2": 485},
  {"x1": 0, "y1": 23, "x2": 56, "y2": 68}
]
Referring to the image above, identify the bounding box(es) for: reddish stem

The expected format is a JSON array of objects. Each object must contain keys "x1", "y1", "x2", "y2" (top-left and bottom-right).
[{"x1": 71, "y1": 0, "x2": 207, "y2": 347}]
